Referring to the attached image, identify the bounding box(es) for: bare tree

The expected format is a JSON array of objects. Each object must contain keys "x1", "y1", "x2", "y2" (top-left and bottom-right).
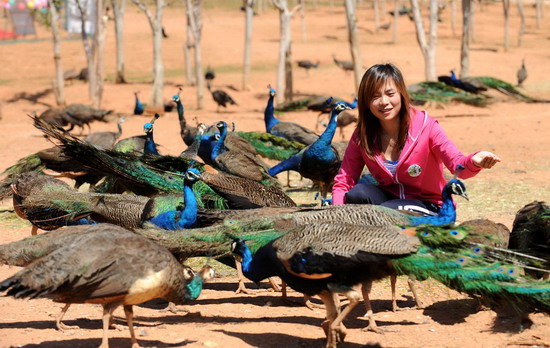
[
  {"x1": 49, "y1": 0, "x2": 65, "y2": 106},
  {"x1": 132, "y1": 0, "x2": 166, "y2": 107},
  {"x1": 74, "y1": 0, "x2": 96, "y2": 105},
  {"x1": 517, "y1": 0, "x2": 524, "y2": 46},
  {"x1": 502, "y1": 0, "x2": 510, "y2": 51},
  {"x1": 451, "y1": 0, "x2": 456, "y2": 36},
  {"x1": 460, "y1": 0, "x2": 472, "y2": 78},
  {"x1": 186, "y1": 0, "x2": 204, "y2": 109},
  {"x1": 184, "y1": 1, "x2": 196, "y2": 86},
  {"x1": 373, "y1": 0, "x2": 380, "y2": 32},
  {"x1": 469, "y1": 0, "x2": 476, "y2": 42},
  {"x1": 535, "y1": 0, "x2": 543, "y2": 29},
  {"x1": 111, "y1": 0, "x2": 127, "y2": 84},
  {"x1": 299, "y1": 0, "x2": 307, "y2": 42},
  {"x1": 410, "y1": 0, "x2": 438, "y2": 81},
  {"x1": 92, "y1": 0, "x2": 107, "y2": 107},
  {"x1": 242, "y1": 0, "x2": 255, "y2": 91},
  {"x1": 344, "y1": 0, "x2": 364, "y2": 91},
  {"x1": 272, "y1": 0, "x2": 301, "y2": 103},
  {"x1": 392, "y1": 0, "x2": 400, "y2": 43}
]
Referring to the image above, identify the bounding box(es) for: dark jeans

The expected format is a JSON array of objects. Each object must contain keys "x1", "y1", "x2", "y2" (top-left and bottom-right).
[{"x1": 345, "y1": 183, "x2": 440, "y2": 216}]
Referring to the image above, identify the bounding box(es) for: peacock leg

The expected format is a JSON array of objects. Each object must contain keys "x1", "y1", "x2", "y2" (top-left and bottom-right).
[
  {"x1": 123, "y1": 305, "x2": 140, "y2": 348},
  {"x1": 100, "y1": 303, "x2": 118, "y2": 348},
  {"x1": 30, "y1": 225, "x2": 38, "y2": 236},
  {"x1": 235, "y1": 259, "x2": 253, "y2": 294},
  {"x1": 267, "y1": 277, "x2": 281, "y2": 292},
  {"x1": 161, "y1": 301, "x2": 188, "y2": 314},
  {"x1": 390, "y1": 274, "x2": 398, "y2": 312},
  {"x1": 361, "y1": 280, "x2": 398, "y2": 333},
  {"x1": 55, "y1": 303, "x2": 79, "y2": 331},
  {"x1": 304, "y1": 294, "x2": 325, "y2": 310},
  {"x1": 407, "y1": 275, "x2": 424, "y2": 309},
  {"x1": 318, "y1": 291, "x2": 340, "y2": 348}
]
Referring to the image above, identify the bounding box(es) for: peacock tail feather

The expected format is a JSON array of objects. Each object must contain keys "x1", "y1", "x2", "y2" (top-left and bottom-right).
[
  {"x1": 236, "y1": 131, "x2": 305, "y2": 161},
  {"x1": 473, "y1": 76, "x2": 550, "y2": 103},
  {"x1": 274, "y1": 97, "x2": 311, "y2": 112},
  {"x1": 409, "y1": 81, "x2": 489, "y2": 107},
  {"x1": 0, "y1": 153, "x2": 44, "y2": 200}
]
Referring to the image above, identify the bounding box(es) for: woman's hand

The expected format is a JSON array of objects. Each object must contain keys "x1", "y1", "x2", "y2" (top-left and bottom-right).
[{"x1": 472, "y1": 151, "x2": 501, "y2": 169}]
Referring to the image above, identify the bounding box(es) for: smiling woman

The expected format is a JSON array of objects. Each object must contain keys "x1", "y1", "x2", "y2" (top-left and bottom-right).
[{"x1": 331, "y1": 63, "x2": 501, "y2": 216}]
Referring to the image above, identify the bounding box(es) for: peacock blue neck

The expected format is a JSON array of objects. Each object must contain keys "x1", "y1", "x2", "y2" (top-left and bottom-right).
[
  {"x1": 240, "y1": 242, "x2": 272, "y2": 283},
  {"x1": 268, "y1": 153, "x2": 302, "y2": 177},
  {"x1": 409, "y1": 181, "x2": 455, "y2": 226},
  {"x1": 451, "y1": 71, "x2": 458, "y2": 82},
  {"x1": 211, "y1": 124, "x2": 227, "y2": 161},
  {"x1": 144, "y1": 179, "x2": 197, "y2": 230},
  {"x1": 184, "y1": 273, "x2": 205, "y2": 301},
  {"x1": 264, "y1": 93, "x2": 279, "y2": 132},
  {"x1": 144, "y1": 129, "x2": 160, "y2": 156},
  {"x1": 134, "y1": 95, "x2": 144, "y2": 114},
  {"x1": 348, "y1": 97, "x2": 358, "y2": 109},
  {"x1": 304, "y1": 108, "x2": 338, "y2": 161},
  {"x1": 176, "y1": 99, "x2": 184, "y2": 121}
]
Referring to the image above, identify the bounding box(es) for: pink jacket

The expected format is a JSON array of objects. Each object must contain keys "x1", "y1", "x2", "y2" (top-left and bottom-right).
[{"x1": 332, "y1": 107, "x2": 481, "y2": 206}]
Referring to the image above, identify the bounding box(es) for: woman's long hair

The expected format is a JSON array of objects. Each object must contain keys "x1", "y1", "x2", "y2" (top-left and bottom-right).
[{"x1": 356, "y1": 63, "x2": 412, "y2": 157}]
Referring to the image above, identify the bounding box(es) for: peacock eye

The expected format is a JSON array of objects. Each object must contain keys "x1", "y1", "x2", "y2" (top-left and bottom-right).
[
  {"x1": 421, "y1": 231, "x2": 430, "y2": 237},
  {"x1": 456, "y1": 257, "x2": 467, "y2": 265},
  {"x1": 450, "y1": 230, "x2": 459, "y2": 236},
  {"x1": 472, "y1": 247, "x2": 482, "y2": 254},
  {"x1": 498, "y1": 267, "x2": 505, "y2": 272}
]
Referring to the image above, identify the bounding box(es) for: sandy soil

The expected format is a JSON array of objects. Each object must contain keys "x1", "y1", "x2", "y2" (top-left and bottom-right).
[{"x1": 0, "y1": 2, "x2": 549, "y2": 348}]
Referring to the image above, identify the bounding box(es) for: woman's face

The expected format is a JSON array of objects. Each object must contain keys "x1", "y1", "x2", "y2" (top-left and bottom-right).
[{"x1": 368, "y1": 78, "x2": 402, "y2": 123}]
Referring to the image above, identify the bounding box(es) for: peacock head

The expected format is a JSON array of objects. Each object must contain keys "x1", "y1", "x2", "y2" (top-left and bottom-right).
[
  {"x1": 269, "y1": 86, "x2": 276, "y2": 97},
  {"x1": 230, "y1": 238, "x2": 248, "y2": 262},
  {"x1": 143, "y1": 123, "x2": 154, "y2": 134},
  {"x1": 197, "y1": 123, "x2": 208, "y2": 135},
  {"x1": 185, "y1": 168, "x2": 202, "y2": 183},
  {"x1": 172, "y1": 94, "x2": 180, "y2": 103},
  {"x1": 182, "y1": 265, "x2": 196, "y2": 280},
  {"x1": 215, "y1": 121, "x2": 227, "y2": 133},
  {"x1": 333, "y1": 102, "x2": 351, "y2": 114},
  {"x1": 446, "y1": 178, "x2": 469, "y2": 201}
]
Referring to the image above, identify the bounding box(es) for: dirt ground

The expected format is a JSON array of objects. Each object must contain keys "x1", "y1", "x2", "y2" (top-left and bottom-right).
[{"x1": 0, "y1": 2, "x2": 549, "y2": 348}]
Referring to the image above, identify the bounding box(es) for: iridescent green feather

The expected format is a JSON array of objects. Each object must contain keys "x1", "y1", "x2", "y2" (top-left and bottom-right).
[{"x1": 236, "y1": 131, "x2": 305, "y2": 161}]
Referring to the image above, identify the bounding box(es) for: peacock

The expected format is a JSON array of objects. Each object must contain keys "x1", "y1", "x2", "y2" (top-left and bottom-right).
[
  {"x1": 297, "y1": 59, "x2": 319, "y2": 75},
  {"x1": 231, "y1": 221, "x2": 550, "y2": 348},
  {"x1": 82, "y1": 116, "x2": 126, "y2": 150},
  {"x1": 517, "y1": 59, "x2": 528, "y2": 87},
  {"x1": 408, "y1": 81, "x2": 488, "y2": 107},
  {"x1": 299, "y1": 101, "x2": 350, "y2": 199},
  {"x1": 62, "y1": 103, "x2": 113, "y2": 134},
  {"x1": 211, "y1": 121, "x2": 280, "y2": 188},
  {"x1": 264, "y1": 87, "x2": 320, "y2": 146},
  {"x1": 236, "y1": 130, "x2": 305, "y2": 161},
  {"x1": 449, "y1": 70, "x2": 487, "y2": 94},
  {"x1": 143, "y1": 113, "x2": 161, "y2": 156},
  {"x1": 332, "y1": 54, "x2": 354, "y2": 73},
  {"x1": 207, "y1": 81, "x2": 238, "y2": 112},
  {"x1": 172, "y1": 87, "x2": 199, "y2": 146},
  {"x1": 15, "y1": 169, "x2": 210, "y2": 232},
  {"x1": 0, "y1": 223, "x2": 215, "y2": 347},
  {"x1": 467, "y1": 76, "x2": 550, "y2": 103},
  {"x1": 134, "y1": 91, "x2": 174, "y2": 116},
  {"x1": 32, "y1": 114, "x2": 226, "y2": 208},
  {"x1": 509, "y1": 201, "x2": 550, "y2": 267}
]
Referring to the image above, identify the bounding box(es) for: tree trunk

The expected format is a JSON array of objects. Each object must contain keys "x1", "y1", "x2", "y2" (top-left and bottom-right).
[
  {"x1": 299, "y1": 0, "x2": 307, "y2": 42},
  {"x1": 184, "y1": 2, "x2": 196, "y2": 87},
  {"x1": 373, "y1": 0, "x2": 380, "y2": 32},
  {"x1": 344, "y1": 0, "x2": 363, "y2": 92},
  {"x1": 272, "y1": 0, "x2": 300, "y2": 104},
  {"x1": 284, "y1": 41, "x2": 293, "y2": 101},
  {"x1": 75, "y1": 0, "x2": 96, "y2": 105},
  {"x1": 242, "y1": 0, "x2": 255, "y2": 91},
  {"x1": 132, "y1": 0, "x2": 165, "y2": 107},
  {"x1": 186, "y1": 0, "x2": 203, "y2": 109},
  {"x1": 535, "y1": 0, "x2": 542, "y2": 29},
  {"x1": 91, "y1": 0, "x2": 107, "y2": 108},
  {"x1": 392, "y1": 0, "x2": 399, "y2": 43},
  {"x1": 517, "y1": 0, "x2": 524, "y2": 46},
  {"x1": 450, "y1": 0, "x2": 456, "y2": 36},
  {"x1": 469, "y1": 0, "x2": 476, "y2": 43},
  {"x1": 192, "y1": 0, "x2": 204, "y2": 109},
  {"x1": 502, "y1": 0, "x2": 509, "y2": 51},
  {"x1": 410, "y1": 0, "x2": 437, "y2": 81},
  {"x1": 49, "y1": 1, "x2": 65, "y2": 106},
  {"x1": 460, "y1": 0, "x2": 471, "y2": 78},
  {"x1": 111, "y1": 0, "x2": 127, "y2": 84}
]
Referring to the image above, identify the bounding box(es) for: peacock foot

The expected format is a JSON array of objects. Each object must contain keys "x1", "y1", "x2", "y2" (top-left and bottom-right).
[
  {"x1": 361, "y1": 323, "x2": 398, "y2": 334},
  {"x1": 321, "y1": 320, "x2": 347, "y2": 342},
  {"x1": 160, "y1": 302, "x2": 189, "y2": 314},
  {"x1": 109, "y1": 323, "x2": 126, "y2": 331},
  {"x1": 56, "y1": 322, "x2": 79, "y2": 332},
  {"x1": 304, "y1": 298, "x2": 325, "y2": 311},
  {"x1": 235, "y1": 282, "x2": 254, "y2": 295}
]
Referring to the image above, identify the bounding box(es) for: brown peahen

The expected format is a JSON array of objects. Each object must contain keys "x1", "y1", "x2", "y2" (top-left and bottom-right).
[
  {"x1": 231, "y1": 221, "x2": 550, "y2": 348},
  {"x1": 83, "y1": 116, "x2": 126, "y2": 150},
  {"x1": 62, "y1": 103, "x2": 113, "y2": 134},
  {"x1": 0, "y1": 223, "x2": 214, "y2": 347}
]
